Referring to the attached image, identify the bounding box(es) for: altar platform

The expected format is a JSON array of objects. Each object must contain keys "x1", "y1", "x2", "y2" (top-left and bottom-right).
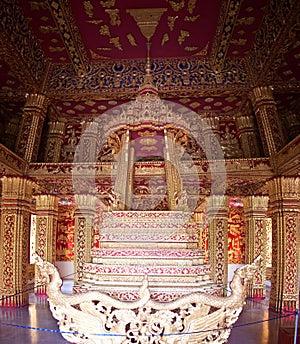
[{"x1": 74, "y1": 211, "x2": 220, "y2": 301}]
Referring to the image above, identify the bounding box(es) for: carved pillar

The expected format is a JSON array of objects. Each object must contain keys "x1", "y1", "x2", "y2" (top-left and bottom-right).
[
  {"x1": 207, "y1": 195, "x2": 229, "y2": 287},
  {"x1": 164, "y1": 128, "x2": 183, "y2": 210},
  {"x1": 15, "y1": 94, "x2": 50, "y2": 162},
  {"x1": 74, "y1": 194, "x2": 96, "y2": 283},
  {"x1": 0, "y1": 177, "x2": 34, "y2": 307},
  {"x1": 78, "y1": 121, "x2": 99, "y2": 162},
  {"x1": 243, "y1": 196, "x2": 269, "y2": 297},
  {"x1": 35, "y1": 194, "x2": 59, "y2": 294},
  {"x1": 268, "y1": 176, "x2": 300, "y2": 312},
  {"x1": 44, "y1": 121, "x2": 65, "y2": 162},
  {"x1": 202, "y1": 114, "x2": 221, "y2": 159},
  {"x1": 114, "y1": 130, "x2": 130, "y2": 210},
  {"x1": 249, "y1": 86, "x2": 285, "y2": 157},
  {"x1": 236, "y1": 103, "x2": 261, "y2": 158},
  {"x1": 194, "y1": 211, "x2": 204, "y2": 249}
]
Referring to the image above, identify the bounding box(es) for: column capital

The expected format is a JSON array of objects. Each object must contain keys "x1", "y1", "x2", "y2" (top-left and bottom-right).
[
  {"x1": 249, "y1": 86, "x2": 275, "y2": 108},
  {"x1": 206, "y1": 195, "x2": 229, "y2": 217},
  {"x1": 1, "y1": 176, "x2": 34, "y2": 199},
  {"x1": 267, "y1": 176, "x2": 300, "y2": 200},
  {"x1": 48, "y1": 121, "x2": 66, "y2": 135},
  {"x1": 74, "y1": 194, "x2": 97, "y2": 214},
  {"x1": 24, "y1": 93, "x2": 50, "y2": 112},
  {"x1": 35, "y1": 194, "x2": 59, "y2": 210},
  {"x1": 243, "y1": 195, "x2": 269, "y2": 215}
]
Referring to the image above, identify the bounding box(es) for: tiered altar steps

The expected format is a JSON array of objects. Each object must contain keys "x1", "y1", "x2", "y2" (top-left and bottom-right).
[{"x1": 75, "y1": 211, "x2": 220, "y2": 301}]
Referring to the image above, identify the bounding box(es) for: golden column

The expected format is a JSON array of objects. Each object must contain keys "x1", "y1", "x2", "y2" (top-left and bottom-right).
[
  {"x1": 74, "y1": 194, "x2": 96, "y2": 283},
  {"x1": 44, "y1": 121, "x2": 66, "y2": 162},
  {"x1": 243, "y1": 196, "x2": 269, "y2": 297},
  {"x1": 0, "y1": 177, "x2": 34, "y2": 307},
  {"x1": 114, "y1": 130, "x2": 131, "y2": 210},
  {"x1": 15, "y1": 94, "x2": 50, "y2": 162},
  {"x1": 206, "y1": 195, "x2": 229, "y2": 287},
  {"x1": 35, "y1": 194, "x2": 59, "y2": 294},
  {"x1": 249, "y1": 86, "x2": 285, "y2": 157},
  {"x1": 164, "y1": 128, "x2": 183, "y2": 210},
  {"x1": 236, "y1": 103, "x2": 262, "y2": 158},
  {"x1": 194, "y1": 211, "x2": 204, "y2": 249},
  {"x1": 202, "y1": 114, "x2": 221, "y2": 159},
  {"x1": 267, "y1": 176, "x2": 300, "y2": 312}
]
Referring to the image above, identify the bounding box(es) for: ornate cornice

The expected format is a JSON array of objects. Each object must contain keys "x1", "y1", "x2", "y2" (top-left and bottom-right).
[
  {"x1": 0, "y1": 0, "x2": 48, "y2": 89},
  {"x1": 46, "y1": 57, "x2": 248, "y2": 99},
  {"x1": 272, "y1": 134, "x2": 300, "y2": 175},
  {"x1": 247, "y1": 0, "x2": 300, "y2": 84},
  {"x1": 47, "y1": 0, "x2": 89, "y2": 77},
  {"x1": 210, "y1": 0, "x2": 243, "y2": 71},
  {"x1": 0, "y1": 144, "x2": 27, "y2": 176}
]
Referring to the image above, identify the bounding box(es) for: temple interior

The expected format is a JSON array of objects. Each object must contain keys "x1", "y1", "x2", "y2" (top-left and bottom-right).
[{"x1": 0, "y1": 0, "x2": 299, "y2": 343}]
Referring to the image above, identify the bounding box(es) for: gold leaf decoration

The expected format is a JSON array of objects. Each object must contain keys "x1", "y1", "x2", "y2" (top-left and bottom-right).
[
  {"x1": 167, "y1": 16, "x2": 178, "y2": 31},
  {"x1": 139, "y1": 137, "x2": 158, "y2": 145},
  {"x1": 99, "y1": 25, "x2": 111, "y2": 36},
  {"x1": 237, "y1": 17, "x2": 255, "y2": 25},
  {"x1": 178, "y1": 30, "x2": 190, "y2": 45},
  {"x1": 161, "y1": 33, "x2": 169, "y2": 46},
  {"x1": 168, "y1": 0, "x2": 185, "y2": 12},
  {"x1": 74, "y1": 104, "x2": 86, "y2": 111},
  {"x1": 90, "y1": 49, "x2": 110, "y2": 59},
  {"x1": 140, "y1": 146, "x2": 157, "y2": 152},
  {"x1": 97, "y1": 47, "x2": 112, "y2": 51},
  {"x1": 49, "y1": 46, "x2": 65, "y2": 52},
  {"x1": 110, "y1": 37, "x2": 123, "y2": 50},
  {"x1": 84, "y1": 1, "x2": 93, "y2": 18},
  {"x1": 184, "y1": 15, "x2": 200, "y2": 22},
  {"x1": 39, "y1": 25, "x2": 58, "y2": 34},
  {"x1": 105, "y1": 9, "x2": 121, "y2": 26},
  {"x1": 127, "y1": 33, "x2": 137, "y2": 46},
  {"x1": 188, "y1": 0, "x2": 197, "y2": 14},
  {"x1": 184, "y1": 46, "x2": 198, "y2": 51},
  {"x1": 127, "y1": 8, "x2": 167, "y2": 41},
  {"x1": 138, "y1": 130, "x2": 157, "y2": 137},
  {"x1": 87, "y1": 19, "x2": 103, "y2": 24},
  {"x1": 192, "y1": 42, "x2": 209, "y2": 56},
  {"x1": 30, "y1": 2, "x2": 48, "y2": 10},
  {"x1": 230, "y1": 38, "x2": 247, "y2": 45},
  {"x1": 100, "y1": 0, "x2": 116, "y2": 8},
  {"x1": 190, "y1": 102, "x2": 200, "y2": 108},
  {"x1": 96, "y1": 47, "x2": 111, "y2": 51}
]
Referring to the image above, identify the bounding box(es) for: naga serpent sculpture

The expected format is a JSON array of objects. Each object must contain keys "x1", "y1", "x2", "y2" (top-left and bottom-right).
[{"x1": 34, "y1": 253, "x2": 260, "y2": 344}]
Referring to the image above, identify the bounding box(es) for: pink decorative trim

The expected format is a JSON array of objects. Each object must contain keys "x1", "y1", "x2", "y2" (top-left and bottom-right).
[
  {"x1": 83, "y1": 263, "x2": 211, "y2": 275},
  {"x1": 91, "y1": 248, "x2": 204, "y2": 258}
]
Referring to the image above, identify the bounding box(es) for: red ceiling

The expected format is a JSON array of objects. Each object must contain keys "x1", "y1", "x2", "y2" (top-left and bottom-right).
[
  {"x1": 17, "y1": 0, "x2": 272, "y2": 62},
  {"x1": 0, "y1": 0, "x2": 299, "y2": 133}
]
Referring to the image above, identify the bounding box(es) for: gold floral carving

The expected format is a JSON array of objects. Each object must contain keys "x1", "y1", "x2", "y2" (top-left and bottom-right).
[
  {"x1": 167, "y1": 16, "x2": 178, "y2": 31},
  {"x1": 169, "y1": 0, "x2": 185, "y2": 12}
]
